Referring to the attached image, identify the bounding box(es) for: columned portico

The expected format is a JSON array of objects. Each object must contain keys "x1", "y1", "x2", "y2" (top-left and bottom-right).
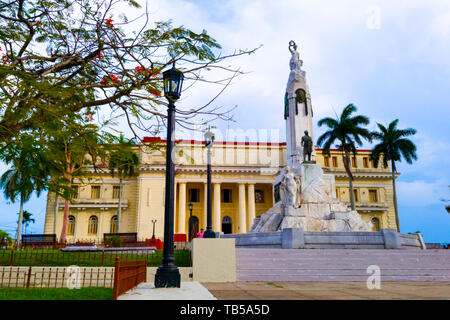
[
  {"x1": 213, "y1": 183, "x2": 221, "y2": 232},
  {"x1": 178, "y1": 182, "x2": 186, "y2": 234},
  {"x1": 238, "y1": 183, "x2": 247, "y2": 233},
  {"x1": 247, "y1": 183, "x2": 256, "y2": 232}
]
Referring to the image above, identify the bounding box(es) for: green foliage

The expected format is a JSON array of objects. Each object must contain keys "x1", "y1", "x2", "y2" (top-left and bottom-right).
[
  {"x1": 21, "y1": 210, "x2": 35, "y2": 231},
  {"x1": 0, "y1": 287, "x2": 113, "y2": 300},
  {"x1": 370, "y1": 119, "x2": 417, "y2": 173},
  {"x1": 104, "y1": 235, "x2": 124, "y2": 248},
  {"x1": 0, "y1": 249, "x2": 192, "y2": 267},
  {"x1": 0, "y1": 229, "x2": 12, "y2": 246},
  {"x1": 0, "y1": 0, "x2": 254, "y2": 143},
  {"x1": 0, "y1": 134, "x2": 48, "y2": 203},
  {"x1": 317, "y1": 104, "x2": 372, "y2": 157},
  {"x1": 107, "y1": 133, "x2": 139, "y2": 180},
  {"x1": 317, "y1": 104, "x2": 372, "y2": 210}
]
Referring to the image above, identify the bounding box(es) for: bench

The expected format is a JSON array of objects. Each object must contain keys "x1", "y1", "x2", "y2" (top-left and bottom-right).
[{"x1": 21, "y1": 234, "x2": 57, "y2": 249}]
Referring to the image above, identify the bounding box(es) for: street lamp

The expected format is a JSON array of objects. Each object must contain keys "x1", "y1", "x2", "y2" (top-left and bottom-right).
[
  {"x1": 203, "y1": 127, "x2": 216, "y2": 238},
  {"x1": 188, "y1": 203, "x2": 193, "y2": 241},
  {"x1": 154, "y1": 62, "x2": 184, "y2": 288},
  {"x1": 151, "y1": 220, "x2": 157, "y2": 240}
]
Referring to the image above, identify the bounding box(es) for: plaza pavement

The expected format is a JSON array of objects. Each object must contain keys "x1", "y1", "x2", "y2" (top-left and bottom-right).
[
  {"x1": 118, "y1": 281, "x2": 449, "y2": 300},
  {"x1": 202, "y1": 281, "x2": 450, "y2": 300}
]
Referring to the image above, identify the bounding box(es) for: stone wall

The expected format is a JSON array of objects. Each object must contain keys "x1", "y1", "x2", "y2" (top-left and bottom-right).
[{"x1": 221, "y1": 228, "x2": 425, "y2": 250}]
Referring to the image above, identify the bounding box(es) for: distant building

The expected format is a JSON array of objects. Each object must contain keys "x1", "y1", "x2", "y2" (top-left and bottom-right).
[{"x1": 43, "y1": 137, "x2": 398, "y2": 241}]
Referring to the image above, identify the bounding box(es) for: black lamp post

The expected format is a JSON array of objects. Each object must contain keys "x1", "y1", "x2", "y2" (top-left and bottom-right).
[
  {"x1": 188, "y1": 203, "x2": 193, "y2": 241},
  {"x1": 154, "y1": 62, "x2": 184, "y2": 288},
  {"x1": 203, "y1": 127, "x2": 216, "y2": 238},
  {"x1": 151, "y1": 220, "x2": 157, "y2": 240}
]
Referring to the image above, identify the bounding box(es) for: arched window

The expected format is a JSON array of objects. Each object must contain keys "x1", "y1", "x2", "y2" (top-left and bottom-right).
[
  {"x1": 68, "y1": 216, "x2": 76, "y2": 235},
  {"x1": 88, "y1": 216, "x2": 98, "y2": 235},
  {"x1": 371, "y1": 217, "x2": 380, "y2": 231},
  {"x1": 111, "y1": 216, "x2": 118, "y2": 233},
  {"x1": 295, "y1": 89, "x2": 307, "y2": 115}
]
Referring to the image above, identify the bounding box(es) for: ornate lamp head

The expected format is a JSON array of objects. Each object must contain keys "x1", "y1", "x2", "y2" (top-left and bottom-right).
[{"x1": 163, "y1": 61, "x2": 184, "y2": 101}]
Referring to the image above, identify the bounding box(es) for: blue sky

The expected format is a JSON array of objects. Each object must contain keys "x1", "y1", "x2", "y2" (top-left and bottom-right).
[{"x1": 0, "y1": 0, "x2": 449, "y2": 242}]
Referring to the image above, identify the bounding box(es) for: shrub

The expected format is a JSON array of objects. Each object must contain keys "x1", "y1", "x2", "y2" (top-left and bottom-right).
[
  {"x1": 104, "y1": 235, "x2": 124, "y2": 248},
  {"x1": 0, "y1": 229, "x2": 12, "y2": 247}
]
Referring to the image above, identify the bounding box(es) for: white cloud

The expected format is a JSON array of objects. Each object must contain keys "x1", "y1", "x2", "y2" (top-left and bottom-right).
[{"x1": 397, "y1": 179, "x2": 449, "y2": 206}]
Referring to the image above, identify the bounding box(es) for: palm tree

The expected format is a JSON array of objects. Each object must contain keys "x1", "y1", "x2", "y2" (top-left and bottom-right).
[
  {"x1": 370, "y1": 119, "x2": 417, "y2": 232},
  {"x1": 317, "y1": 104, "x2": 372, "y2": 210},
  {"x1": 108, "y1": 134, "x2": 139, "y2": 233},
  {"x1": 0, "y1": 137, "x2": 47, "y2": 247},
  {"x1": 22, "y1": 210, "x2": 35, "y2": 234}
]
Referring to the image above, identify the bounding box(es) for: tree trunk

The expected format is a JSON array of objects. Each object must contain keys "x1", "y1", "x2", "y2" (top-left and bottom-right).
[
  {"x1": 59, "y1": 170, "x2": 72, "y2": 243},
  {"x1": 117, "y1": 178, "x2": 123, "y2": 233},
  {"x1": 60, "y1": 199, "x2": 70, "y2": 243},
  {"x1": 53, "y1": 194, "x2": 59, "y2": 235},
  {"x1": 391, "y1": 159, "x2": 400, "y2": 232},
  {"x1": 344, "y1": 151, "x2": 356, "y2": 210},
  {"x1": 15, "y1": 194, "x2": 25, "y2": 248}
]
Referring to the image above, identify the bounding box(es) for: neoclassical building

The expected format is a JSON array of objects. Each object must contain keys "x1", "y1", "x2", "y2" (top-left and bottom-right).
[{"x1": 43, "y1": 137, "x2": 398, "y2": 241}]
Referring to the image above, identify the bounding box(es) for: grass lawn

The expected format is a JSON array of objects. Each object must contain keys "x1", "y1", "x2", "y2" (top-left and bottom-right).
[
  {"x1": 0, "y1": 249, "x2": 191, "y2": 267},
  {"x1": 0, "y1": 287, "x2": 112, "y2": 300}
]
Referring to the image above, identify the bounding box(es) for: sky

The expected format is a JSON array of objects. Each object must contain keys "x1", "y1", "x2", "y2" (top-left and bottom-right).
[{"x1": 0, "y1": 0, "x2": 449, "y2": 242}]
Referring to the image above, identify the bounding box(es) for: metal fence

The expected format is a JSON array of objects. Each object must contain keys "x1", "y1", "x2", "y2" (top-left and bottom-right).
[
  {"x1": 1, "y1": 239, "x2": 190, "y2": 251},
  {"x1": 0, "y1": 248, "x2": 192, "y2": 267}
]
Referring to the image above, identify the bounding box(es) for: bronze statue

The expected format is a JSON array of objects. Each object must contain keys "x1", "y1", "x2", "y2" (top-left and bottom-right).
[{"x1": 301, "y1": 130, "x2": 313, "y2": 162}]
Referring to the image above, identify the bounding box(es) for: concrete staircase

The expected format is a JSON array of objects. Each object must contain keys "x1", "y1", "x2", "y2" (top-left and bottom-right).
[{"x1": 236, "y1": 248, "x2": 450, "y2": 282}]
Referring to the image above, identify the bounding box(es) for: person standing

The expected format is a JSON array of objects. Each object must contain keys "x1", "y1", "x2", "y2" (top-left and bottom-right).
[{"x1": 197, "y1": 228, "x2": 204, "y2": 238}]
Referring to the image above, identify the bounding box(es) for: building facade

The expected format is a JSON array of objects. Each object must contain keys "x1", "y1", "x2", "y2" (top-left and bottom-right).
[{"x1": 43, "y1": 137, "x2": 398, "y2": 241}]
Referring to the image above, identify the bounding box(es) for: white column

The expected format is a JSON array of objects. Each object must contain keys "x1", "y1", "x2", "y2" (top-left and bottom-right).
[
  {"x1": 238, "y1": 183, "x2": 246, "y2": 233},
  {"x1": 178, "y1": 182, "x2": 186, "y2": 234},
  {"x1": 203, "y1": 183, "x2": 208, "y2": 229},
  {"x1": 247, "y1": 184, "x2": 256, "y2": 232},
  {"x1": 213, "y1": 183, "x2": 221, "y2": 232},
  {"x1": 98, "y1": 210, "x2": 104, "y2": 239}
]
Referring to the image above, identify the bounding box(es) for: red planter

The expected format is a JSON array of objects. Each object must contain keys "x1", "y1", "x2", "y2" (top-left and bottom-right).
[{"x1": 145, "y1": 239, "x2": 162, "y2": 250}]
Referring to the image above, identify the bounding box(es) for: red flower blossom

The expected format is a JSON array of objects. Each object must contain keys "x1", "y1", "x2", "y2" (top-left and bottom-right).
[
  {"x1": 106, "y1": 18, "x2": 114, "y2": 28},
  {"x1": 101, "y1": 163, "x2": 106, "y2": 168},
  {"x1": 110, "y1": 74, "x2": 120, "y2": 83},
  {"x1": 134, "y1": 66, "x2": 156, "y2": 76},
  {"x1": 149, "y1": 89, "x2": 161, "y2": 98},
  {"x1": 100, "y1": 75, "x2": 120, "y2": 85}
]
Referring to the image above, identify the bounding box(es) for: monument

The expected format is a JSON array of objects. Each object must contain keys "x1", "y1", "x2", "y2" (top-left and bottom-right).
[
  {"x1": 220, "y1": 41, "x2": 425, "y2": 250},
  {"x1": 249, "y1": 40, "x2": 373, "y2": 233}
]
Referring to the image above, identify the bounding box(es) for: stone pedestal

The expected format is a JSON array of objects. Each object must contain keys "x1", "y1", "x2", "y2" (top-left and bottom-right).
[{"x1": 250, "y1": 163, "x2": 373, "y2": 233}]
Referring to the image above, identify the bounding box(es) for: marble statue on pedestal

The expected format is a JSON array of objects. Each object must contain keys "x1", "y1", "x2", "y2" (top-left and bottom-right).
[{"x1": 248, "y1": 41, "x2": 373, "y2": 233}]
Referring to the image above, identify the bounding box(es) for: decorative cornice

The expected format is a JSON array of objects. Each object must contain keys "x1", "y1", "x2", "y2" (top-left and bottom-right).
[
  {"x1": 139, "y1": 164, "x2": 282, "y2": 175},
  {"x1": 356, "y1": 206, "x2": 389, "y2": 212}
]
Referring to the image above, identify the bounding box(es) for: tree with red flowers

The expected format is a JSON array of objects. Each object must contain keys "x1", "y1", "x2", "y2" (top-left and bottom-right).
[{"x1": 0, "y1": 0, "x2": 258, "y2": 143}]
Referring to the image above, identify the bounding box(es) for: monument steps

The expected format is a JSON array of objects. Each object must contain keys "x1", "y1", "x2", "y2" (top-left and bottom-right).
[
  {"x1": 236, "y1": 248, "x2": 450, "y2": 282},
  {"x1": 238, "y1": 275, "x2": 449, "y2": 282}
]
